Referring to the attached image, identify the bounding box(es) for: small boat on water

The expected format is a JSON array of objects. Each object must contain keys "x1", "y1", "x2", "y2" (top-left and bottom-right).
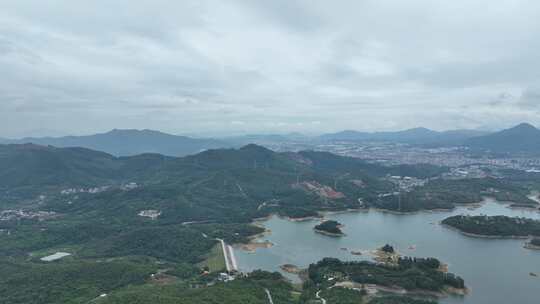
[
  {"x1": 350, "y1": 251, "x2": 362, "y2": 256},
  {"x1": 530, "y1": 272, "x2": 538, "y2": 277},
  {"x1": 408, "y1": 245, "x2": 416, "y2": 250}
]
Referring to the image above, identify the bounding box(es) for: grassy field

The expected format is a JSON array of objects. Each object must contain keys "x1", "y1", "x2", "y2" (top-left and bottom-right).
[{"x1": 198, "y1": 243, "x2": 226, "y2": 272}]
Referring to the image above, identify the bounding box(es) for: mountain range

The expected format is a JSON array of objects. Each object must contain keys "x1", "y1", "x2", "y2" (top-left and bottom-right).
[
  {"x1": 318, "y1": 127, "x2": 489, "y2": 145},
  {"x1": 0, "y1": 129, "x2": 232, "y2": 157},
  {"x1": 2, "y1": 123, "x2": 540, "y2": 156}
]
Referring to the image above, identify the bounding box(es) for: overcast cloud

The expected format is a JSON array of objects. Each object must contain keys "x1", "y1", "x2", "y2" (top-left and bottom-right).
[{"x1": 1, "y1": 0, "x2": 540, "y2": 137}]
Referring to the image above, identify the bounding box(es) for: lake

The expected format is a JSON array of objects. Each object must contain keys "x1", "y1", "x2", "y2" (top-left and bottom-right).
[{"x1": 235, "y1": 198, "x2": 540, "y2": 304}]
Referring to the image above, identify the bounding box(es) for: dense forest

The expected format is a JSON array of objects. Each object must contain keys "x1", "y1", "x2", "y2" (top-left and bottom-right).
[
  {"x1": 442, "y1": 215, "x2": 540, "y2": 237},
  {"x1": 372, "y1": 178, "x2": 537, "y2": 212},
  {"x1": 307, "y1": 257, "x2": 465, "y2": 292},
  {"x1": 314, "y1": 220, "x2": 344, "y2": 235}
]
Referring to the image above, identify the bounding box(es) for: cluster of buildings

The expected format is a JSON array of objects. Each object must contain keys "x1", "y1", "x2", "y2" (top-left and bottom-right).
[
  {"x1": 442, "y1": 166, "x2": 489, "y2": 180},
  {"x1": 60, "y1": 182, "x2": 139, "y2": 196},
  {"x1": 0, "y1": 209, "x2": 57, "y2": 221},
  {"x1": 138, "y1": 209, "x2": 161, "y2": 220},
  {"x1": 387, "y1": 175, "x2": 427, "y2": 192},
  {"x1": 268, "y1": 141, "x2": 540, "y2": 173},
  {"x1": 60, "y1": 186, "x2": 110, "y2": 195}
]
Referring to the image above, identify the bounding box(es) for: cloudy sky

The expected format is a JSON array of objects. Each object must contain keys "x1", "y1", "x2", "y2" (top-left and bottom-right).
[{"x1": 1, "y1": 0, "x2": 540, "y2": 137}]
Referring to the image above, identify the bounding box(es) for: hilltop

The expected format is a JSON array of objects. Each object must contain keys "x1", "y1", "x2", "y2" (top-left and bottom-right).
[{"x1": 465, "y1": 123, "x2": 540, "y2": 154}]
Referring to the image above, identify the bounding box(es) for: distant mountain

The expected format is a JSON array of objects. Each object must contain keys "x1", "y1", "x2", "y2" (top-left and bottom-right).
[
  {"x1": 319, "y1": 127, "x2": 488, "y2": 145},
  {"x1": 465, "y1": 123, "x2": 540, "y2": 154},
  {"x1": 3, "y1": 129, "x2": 233, "y2": 157},
  {"x1": 226, "y1": 133, "x2": 309, "y2": 145},
  {"x1": 318, "y1": 130, "x2": 371, "y2": 142}
]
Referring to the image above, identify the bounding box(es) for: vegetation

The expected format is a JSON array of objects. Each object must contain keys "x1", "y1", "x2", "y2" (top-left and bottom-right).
[
  {"x1": 307, "y1": 257, "x2": 465, "y2": 292},
  {"x1": 442, "y1": 215, "x2": 540, "y2": 237},
  {"x1": 198, "y1": 244, "x2": 226, "y2": 273},
  {"x1": 319, "y1": 287, "x2": 363, "y2": 304},
  {"x1": 100, "y1": 271, "x2": 295, "y2": 304},
  {"x1": 314, "y1": 220, "x2": 344, "y2": 235},
  {"x1": 372, "y1": 178, "x2": 535, "y2": 212},
  {"x1": 381, "y1": 244, "x2": 395, "y2": 253},
  {"x1": 0, "y1": 258, "x2": 156, "y2": 304}
]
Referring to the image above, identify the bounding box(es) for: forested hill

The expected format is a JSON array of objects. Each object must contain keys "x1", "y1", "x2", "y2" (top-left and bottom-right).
[
  {"x1": 5, "y1": 143, "x2": 535, "y2": 219},
  {"x1": 0, "y1": 143, "x2": 441, "y2": 192},
  {"x1": 0, "y1": 144, "x2": 171, "y2": 192},
  {"x1": 2, "y1": 143, "x2": 534, "y2": 220},
  {"x1": 0, "y1": 142, "x2": 449, "y2": 222}
]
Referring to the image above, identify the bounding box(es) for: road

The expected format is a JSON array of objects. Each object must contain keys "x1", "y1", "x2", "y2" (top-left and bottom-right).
[
  {"x1": 315, "y1": 290, "x2": 327, "y2": 304},
  {"x1": 264, "y1": 289, "x2": 274, "y2": 304},
  {"x1": 217, "y1": 238, "x2": 238, "y2": 272}
]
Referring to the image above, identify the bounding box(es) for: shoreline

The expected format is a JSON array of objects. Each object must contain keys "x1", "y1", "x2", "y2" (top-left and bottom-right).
[
  {"x1": 524, "y1": 242, "x2": 540, "y2": 250},
  {"x1": 335, "y1": 281, "x2": 468, "y2": 298},
  {"x1": 280, "y1": 264, "x2": 302, "y2": 274},
  {"x1": 235, "y1": 226, "x2": 274, "y2": 252},
  {"x1": 441, "y1": 223, "x2": 533, "y2": 239},
  {"x1": 318, "y1": 208, "x2": 368, "y2": 216},
  {"x1": 313, "y1": 228, "x2": 345, "y2": 237},
  {"x1": 250, "y1": 195, "x2": 535, "y2": 229},
  {"x1": 241, "y1": 197, "x2": 539, "y2": 252},
  {"x1": 236, "y1": 240, "x2": 274, "y2": 253}
]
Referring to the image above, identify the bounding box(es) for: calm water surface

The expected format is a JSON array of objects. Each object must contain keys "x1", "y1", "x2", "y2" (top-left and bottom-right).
[{"x1": 235, "y1": 198, "x2": 540, "y2": 304}]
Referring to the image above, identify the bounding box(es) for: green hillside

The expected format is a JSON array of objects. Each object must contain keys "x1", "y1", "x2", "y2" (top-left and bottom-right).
[{"x1": 0, "y1": 143, "x2": 526, "y2": 303}]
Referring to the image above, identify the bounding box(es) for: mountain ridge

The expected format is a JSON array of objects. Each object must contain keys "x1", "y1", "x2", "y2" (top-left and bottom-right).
[
  {"x1": 319, "y1": 127, "x2": 488, "y2": 145},
  {"x1": 0, "y1": 129, "x2": 233, "y2": 157}
]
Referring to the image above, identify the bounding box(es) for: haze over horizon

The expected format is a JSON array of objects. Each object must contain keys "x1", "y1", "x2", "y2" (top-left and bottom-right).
[{"x1": 2, "y1": 0, "x2": 540, "y2": 138}]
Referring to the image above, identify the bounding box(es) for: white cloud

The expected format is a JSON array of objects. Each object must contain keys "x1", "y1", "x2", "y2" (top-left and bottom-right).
[{"x1": 1, "y1": 0, "x2": 540, "y2": 137}]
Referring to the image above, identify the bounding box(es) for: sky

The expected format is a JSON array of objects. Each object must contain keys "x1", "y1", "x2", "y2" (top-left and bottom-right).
[{"x1": 1, "y1": 0, "x2": 540, "y2": 138}]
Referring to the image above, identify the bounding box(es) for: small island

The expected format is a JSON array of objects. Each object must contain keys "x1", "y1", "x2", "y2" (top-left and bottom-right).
[
  {"x1": 373, "y1": 244, "x2": 400, "y2": 264},
  {"x1": 442, "y1": 215, "x2": 540, "y2": 238},
  {"x1": 525, "y1": 238, "x2": 540, "y2": 250},
  {"x1": 314, "y1": 220, "x2": 345, "y2": 237},
  {"x1": 280, "y1": 264, "x2": 302, "y2": 274}
]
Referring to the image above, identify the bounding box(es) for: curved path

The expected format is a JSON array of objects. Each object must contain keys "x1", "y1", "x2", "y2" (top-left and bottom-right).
[
  {"x1": 264, "y1": 289, "x2": 275, "y2": 304},
  {"x1": 315, "y1": 290, "x2": 327, "y2": 304}
]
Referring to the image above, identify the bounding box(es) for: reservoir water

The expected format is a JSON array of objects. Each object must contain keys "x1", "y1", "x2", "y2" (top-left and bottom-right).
[{"x1": 235, "y1": 198, "x2": 540, "y2": 304}]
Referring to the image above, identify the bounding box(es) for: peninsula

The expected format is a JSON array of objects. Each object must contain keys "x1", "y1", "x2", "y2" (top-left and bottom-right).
[
  {"x1": 306, "y1": 257, "x2": 466, "y2": 299},
  {"x1": 442, "y1": 215, "x2": 540, "y2": 238}
]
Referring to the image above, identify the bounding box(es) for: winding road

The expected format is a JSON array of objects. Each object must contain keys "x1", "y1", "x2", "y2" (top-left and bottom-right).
[{"x1": 315, "y1": 290, "x2": 327, "y2": 304}]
